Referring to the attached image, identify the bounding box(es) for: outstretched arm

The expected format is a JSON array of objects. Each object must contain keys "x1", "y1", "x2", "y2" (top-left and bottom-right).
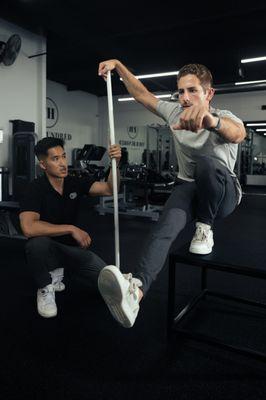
[
  {"x1": 172, "y1": 104, "x2": 246, "y2": 144},
  {"x1": 98, "y1": 59, "x2": 159, "y2": 114}
]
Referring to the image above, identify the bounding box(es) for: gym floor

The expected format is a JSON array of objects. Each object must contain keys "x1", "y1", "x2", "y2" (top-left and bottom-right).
[{"x1": 1, "y1": 194, "x2": 266, "y2": 400}]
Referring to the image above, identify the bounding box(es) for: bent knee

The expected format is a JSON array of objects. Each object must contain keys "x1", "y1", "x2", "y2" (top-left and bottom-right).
[{"x1": 25, "y1": 236, "x2": 52, "y2": 253}]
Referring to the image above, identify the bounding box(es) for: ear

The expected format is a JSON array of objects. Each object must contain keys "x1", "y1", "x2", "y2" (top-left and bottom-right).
[
  {"x1": 39, "y1": 160, "x2": 46, "y2": 171},
  {"x1": 206, "y1": 87, "x2": 215, "y2": 102}
]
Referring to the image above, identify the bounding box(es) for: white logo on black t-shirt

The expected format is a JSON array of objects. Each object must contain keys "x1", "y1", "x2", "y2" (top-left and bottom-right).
[{"x1": 69, "y1": 192, "x2": 77, "y2": 200}]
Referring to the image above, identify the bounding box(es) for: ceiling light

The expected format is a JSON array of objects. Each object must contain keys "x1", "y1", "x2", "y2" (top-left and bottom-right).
[
  {"x1": 246, "y1": 123, "x2": 266, "y2": 126},
  {"x1": 235, "y1": 80, "x2": 266, "y2": 86},
  {"x1": 118, "y1": 94, "x2": 172, "y2": 102},
  {"x1": 256, "y1": 129, "x2": 266, "y2": 132},
  {"x1": 241, "y1": 56, "x2": 266, "y2": 64},
  {"x1": 120, "y1": 71, "x2": 179, "y2": 81}
]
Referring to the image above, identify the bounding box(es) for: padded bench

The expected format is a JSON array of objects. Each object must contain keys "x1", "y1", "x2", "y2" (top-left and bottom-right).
[
  {"x1": 167, "y1": 237, "x2": 266, "y2": 361},
  {"x1": 0, "y1": 201, "x2": 27, "y2": 240}
]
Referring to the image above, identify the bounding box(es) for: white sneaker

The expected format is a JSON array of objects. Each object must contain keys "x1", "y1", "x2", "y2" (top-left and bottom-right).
[
  {"x1": 98, "y1": 265, "x2": 142, "y2": 328},
  {"x1": 37, "y1": 284, "x2": 57, "y2": 318},
  {"x1": 50, "y1": 268, "x2": 65, "y2": 292},
  {"x1": 189, "y1": 222, "x2": 214, "y2": 255}
]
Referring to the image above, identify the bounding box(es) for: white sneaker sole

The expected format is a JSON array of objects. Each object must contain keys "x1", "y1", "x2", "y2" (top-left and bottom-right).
[
  {"x1": 189, "y1": 241, "x2": 214, "y2": 255},
  {"x1": 37, "y1": 308, "x2": 57, "y2": 318},
  {"x1": 98, "y1": 265, "x2": 136, "y2": 328}
]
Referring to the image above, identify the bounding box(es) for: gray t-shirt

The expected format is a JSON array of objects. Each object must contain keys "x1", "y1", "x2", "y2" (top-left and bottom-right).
[{"x1": 156, "y1": 100, "x2": 243, "y2": 202}]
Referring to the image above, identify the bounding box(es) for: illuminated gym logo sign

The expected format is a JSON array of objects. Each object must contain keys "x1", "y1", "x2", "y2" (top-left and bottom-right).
[
  {"x1": 127, "y1": 126, "x2": 139, "y2": 139},
  {"x1": 46, "y1": 97, "x2": 59, "y2": 128}
]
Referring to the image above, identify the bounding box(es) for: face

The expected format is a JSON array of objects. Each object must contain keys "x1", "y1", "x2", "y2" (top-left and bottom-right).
[
  {"x1": 177, "y1": 74, "x2": 214, "y2": 108},
  {"x1": 39, "y1": 146, "x2": 68, "y2": 178}
]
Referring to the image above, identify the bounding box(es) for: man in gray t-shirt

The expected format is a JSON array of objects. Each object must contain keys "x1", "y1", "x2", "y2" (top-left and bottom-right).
[{"x1": 97, "y1": 60, "x2": 246, "y2": 329}]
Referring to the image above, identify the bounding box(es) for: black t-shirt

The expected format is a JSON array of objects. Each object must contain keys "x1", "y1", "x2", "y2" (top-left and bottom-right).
[{"x1": 20, "y1": 174, "x2": 96, "y2": 245}]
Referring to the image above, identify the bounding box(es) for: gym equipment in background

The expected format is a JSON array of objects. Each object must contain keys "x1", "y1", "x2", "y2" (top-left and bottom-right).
[
  {"x1": 0, "y1": 120, "x2": 36, "y2": 203},
  {"x1": 241, "y1": 126, "x2": 266, "y2": 187},
  {"x1": 0, "y1": 120, "x2": 35, "y2": 238},
  {"x1": 96, "y1": 123, "x2": 177, "y2": 221},
  {"x1": 12, "y1": 130, "x2": 37, "y2": 201},
  {"x1": 96, "y1": 163, "x2": 175, "y2": 221},
  {"x1": 146, "y1": 124, "x2": 177, "y2": 175},
  {"x1": 70, "y1": 144, "x2": 106, "y2": 180},
  {"x1": 0, "y1": 167, "x2": 9, "y2": 201},
  {"x1": 0, "y1": 200, "x2": 26, "y2": 239}
]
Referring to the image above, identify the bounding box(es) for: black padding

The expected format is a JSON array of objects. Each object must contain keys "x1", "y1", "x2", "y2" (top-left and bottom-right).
[{"x1": 0, "y1": 210, "x2": 26, "y2": 239}]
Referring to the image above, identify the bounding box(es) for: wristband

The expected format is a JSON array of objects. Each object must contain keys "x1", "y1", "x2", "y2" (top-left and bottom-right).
[{"x1": 211, "y1": 114, "x2": 221, "y2": 132}]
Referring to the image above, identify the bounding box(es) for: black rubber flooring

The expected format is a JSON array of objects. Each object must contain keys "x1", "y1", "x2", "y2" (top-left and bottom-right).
[{"x1": 0, "y1": 194, "x2": 266, "y2": 399}]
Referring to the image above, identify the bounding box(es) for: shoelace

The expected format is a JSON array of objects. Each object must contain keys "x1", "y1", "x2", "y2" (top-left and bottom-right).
[
  {"x1": 53, "y1": 277, "x2": 63, "y2": 285},
  {"x1": 194, "y1": 226, "x2": 208, "y2": 242},
  {"x1": 41, "y1": 288, "x2": 51, "y2": 298},
  {"x1": 123, "y1": 273, "x2": 142, "y2": 294}
]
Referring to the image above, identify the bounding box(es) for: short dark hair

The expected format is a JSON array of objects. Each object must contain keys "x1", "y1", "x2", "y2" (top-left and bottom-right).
[
  {"x1": 34, "y1": 137, "x2": 65, "y2": 160},
  {"x1": 177, "y1": 64, "x2": 213, "y2": 89}
]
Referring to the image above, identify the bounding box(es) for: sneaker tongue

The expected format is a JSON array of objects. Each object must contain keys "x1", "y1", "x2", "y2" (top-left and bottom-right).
[
  {"x1": 42, "y1": 284, "x2": 54, "y2": 293},
  {"x1": 196, "y1": 222, "x2": 211, "y2": 230},
  {"x1": 195, "y1": 226, "x2": 207, "y2": 241},
  {"x1": 123, "y1": 274, "x2": 142, "y2": 295},
  {"x1": 131, "y1": 277, "x2": 142, "y2": 287}
]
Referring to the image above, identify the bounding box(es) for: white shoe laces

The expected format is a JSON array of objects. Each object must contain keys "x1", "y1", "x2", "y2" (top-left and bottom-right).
[
  {"x1": 40, "y1": 286, "x2": 54, "y2": 301},
  {"x1": 50, "y1": 269, "x2": 63, "y2": 280},
  {"x1": 50, "y1": 269, "x2": 64, "y2": 288},
  {"x1": 41, "y1": 288, "x2": 50, "y2": 297},
  {"x1": 123, "y1": 273, "x2": 142, "y2": 294},
  {"x1": 193, "y1": 226, "x2": 209, "y2": 242},
  {"x1": 54, "y1": 280, "x2": 64, "y2": 290}
]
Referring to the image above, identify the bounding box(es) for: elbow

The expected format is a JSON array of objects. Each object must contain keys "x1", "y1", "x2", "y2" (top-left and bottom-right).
[
  {"x1": 22, "y1": 230, "x2": 32, "y2": 238},
  {"x1": 20, "y1": 224, "x2": 33, "y2": 238},
  {"x1": 232, "y1": 127, "x2": 246, "y2": 144},
  {"x1": 105, "y1": 188, "x2": 113, "y2": 196},
  {"x1": 232, "y1": 136, "x2": 242, "y2": 144}
]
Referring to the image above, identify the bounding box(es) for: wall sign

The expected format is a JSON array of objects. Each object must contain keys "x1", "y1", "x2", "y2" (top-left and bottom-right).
[
  {"x1": 127, "y1": 126, "x2": 139, "y2": 139},
  {"x1": 46, "y1": 131, "x2": 72, "y2": 141},
  {"x1": 119, "y1": 140, "x2": 144, "y2": 147},
  {"x1": 46, "y1": 97, "x2": 59, "y2": 128}
]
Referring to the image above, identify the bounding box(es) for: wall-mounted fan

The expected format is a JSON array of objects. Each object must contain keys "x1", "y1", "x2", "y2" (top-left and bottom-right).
[{"x1": 0, "y1": 34, "x2": 21, "y2": 66}]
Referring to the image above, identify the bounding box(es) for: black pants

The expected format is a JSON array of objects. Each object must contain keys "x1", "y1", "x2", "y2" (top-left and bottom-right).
[
  {"x1": 134, "y1": 156, "x2": 240, "y2": 295},
  {"x1": 25, "y1": 236, "x2": 106, "y2": 289}
]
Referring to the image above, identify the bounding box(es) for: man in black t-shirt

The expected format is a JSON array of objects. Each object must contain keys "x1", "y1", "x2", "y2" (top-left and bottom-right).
[{"x1": 19, "y1": 137, "x2": 121, "y2": 318}]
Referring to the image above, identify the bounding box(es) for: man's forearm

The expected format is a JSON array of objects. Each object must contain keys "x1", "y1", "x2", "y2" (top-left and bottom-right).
[
  {"x1": 215, "y1": 117, "x2": 246, "y2": 144},
  {"x1": 99, "y1": 59, "x2": 158, "y2": 113},
  {"x1": 22, "y1": 220, "x2": 74, "y2": 238},
  {"x1": 114, "y1": 60, "x2": 150, "y2": 101}
]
